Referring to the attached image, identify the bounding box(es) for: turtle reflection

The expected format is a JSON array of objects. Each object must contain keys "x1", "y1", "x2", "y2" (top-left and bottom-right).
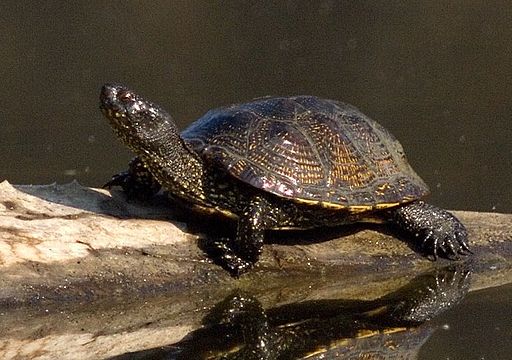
[{"x1": 113, "y1": 264, "x2": 471, "y2": 359}]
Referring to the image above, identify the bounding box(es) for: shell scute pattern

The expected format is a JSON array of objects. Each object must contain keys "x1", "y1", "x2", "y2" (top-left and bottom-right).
[{"x1": 182, "y1": 96, "x2": 429, "y2": 208}]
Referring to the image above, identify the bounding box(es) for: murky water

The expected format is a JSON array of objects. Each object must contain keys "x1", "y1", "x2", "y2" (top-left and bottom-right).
[{"x1": 0, "y1": 1, "x2": 510, "y2": 359}]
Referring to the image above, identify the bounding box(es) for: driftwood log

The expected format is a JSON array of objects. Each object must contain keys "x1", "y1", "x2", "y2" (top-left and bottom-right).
[{"x1": 1, "y1": 180, "x2": 511, "y2": 359}]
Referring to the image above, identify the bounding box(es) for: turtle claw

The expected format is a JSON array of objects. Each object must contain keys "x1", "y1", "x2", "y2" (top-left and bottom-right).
[
  {"x1": 103, "y1": 171, "x2": 129, "y2": 189},
  {"x1": 104, "y1": 158, "x2": 161, "y2": 201},
  {"x1": 431, "y1": 230, "x2": 464, "y2": 260},
  {"x1": 420, "y1": 219, "x2": 470, "y2": 260},
  {"x1": 459, "y1": 240, "x2": 473, "y2": 255},
  {"x1": 200, "y1": 238, "x2": 254, "y2": 277},
  {"x1": 389, "y1": 201, "x2": 472, "y2": 260}
]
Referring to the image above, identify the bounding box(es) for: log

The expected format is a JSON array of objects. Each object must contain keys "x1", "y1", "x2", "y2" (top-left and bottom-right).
[{"x1": 0, "y1": 180, "x2": 511, "y2": 359}]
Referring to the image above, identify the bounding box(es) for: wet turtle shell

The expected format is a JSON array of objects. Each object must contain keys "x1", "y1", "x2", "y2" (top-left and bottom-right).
[{"x1": 182, "y1": 96, "x2": 429, "y2": 211}]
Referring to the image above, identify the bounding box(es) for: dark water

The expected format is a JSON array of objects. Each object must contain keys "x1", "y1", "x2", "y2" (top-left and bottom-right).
[
  {"x1": 421, "y1": 282, "x2": 512, "y2": 360},
  {"x1": 1, "y1": 1, "x2": 510, "y2": 358}
]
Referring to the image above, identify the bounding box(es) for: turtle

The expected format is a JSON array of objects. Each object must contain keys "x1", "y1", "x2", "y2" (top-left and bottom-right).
[{"x1": 100, "y1": 84, "x2": 471, "y2": 276}]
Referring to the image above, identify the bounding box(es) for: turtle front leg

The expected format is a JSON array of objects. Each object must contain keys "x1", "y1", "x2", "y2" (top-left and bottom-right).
[
  {"x1": 386, "y1": 201, "x2": 471, "y2": 259},
  {"x1": 207, "y1": 196, "x2": 275, "y2": 277},
  {"x1": 104, "y1": 157, "x2": 161, "y2": 200}
]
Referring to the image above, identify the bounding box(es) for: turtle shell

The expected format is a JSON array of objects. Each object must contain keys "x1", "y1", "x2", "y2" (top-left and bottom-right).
[{"x1": 182, "y1": 96, "x2": 429, "y2": 210}]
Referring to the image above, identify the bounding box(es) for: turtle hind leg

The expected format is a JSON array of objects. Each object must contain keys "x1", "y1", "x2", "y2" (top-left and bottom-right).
[
  {"x1": 202, "y1": 196, "x2": 275, "y2": 277},
  {"x1": 104, "y1": 157, "x2": 161, "y2": 201},
  {"x1": 386, "y1": 201, "x2": 471, "y2": 259}
]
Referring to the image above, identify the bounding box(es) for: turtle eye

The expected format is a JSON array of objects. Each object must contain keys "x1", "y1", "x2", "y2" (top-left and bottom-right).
[{"x1": 118, "y1": 90, "x2": 134, "y2": 103}]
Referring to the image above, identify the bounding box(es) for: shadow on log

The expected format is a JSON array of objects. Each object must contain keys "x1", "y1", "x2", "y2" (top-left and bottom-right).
[{"x1": 0, "y1": 180, "x2": 511, "y2": 359}]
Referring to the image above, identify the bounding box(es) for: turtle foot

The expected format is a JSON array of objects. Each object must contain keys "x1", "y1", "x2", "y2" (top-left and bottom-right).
[
  {"x1": 103, "y1": 157, "x2": 161, "y2": 201},
  {"x1": 200, "y1": 239, "x2": 254, "y2": 277},
  {"x1": 388, "y1": 201, "x2": 472, "y2": 259}
]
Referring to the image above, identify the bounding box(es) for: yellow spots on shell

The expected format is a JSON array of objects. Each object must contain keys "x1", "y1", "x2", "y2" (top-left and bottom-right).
[
  {"x1": 375, "y1": 182, "x2": 393, "y2": 197},
  {"x1": 315, "y1": 129, "x2": 377, "y2": 189},
  {"x1": 376, "y1": 183, "x2": 391, "y2": 192},
  {"x1": 345, "y1": 205, "x2": 375, "y2": 213},
  {"x1": 374, "y1": 202, "x2": 400, "y2": 210},
  {"x1": 331, "y1": 164, "x2": 375, "y2": 189},
  {"x1": 297, "y1": 163, "x2": 325, "y2": 185},
  {"x1": 293, "y1": 197, "x2": 401, "y2": 213},
  {"x1": 229, "y1": 159, "x2": 249, "y2": 174},
  {"x1": 294, "y1": 197, "x2": 331, "y2": 207}
]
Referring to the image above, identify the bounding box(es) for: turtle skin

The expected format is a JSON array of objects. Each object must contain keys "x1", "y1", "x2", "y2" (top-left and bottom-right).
[{"x1": 101, "y1": 85, "x2": 471, "y2": 276}]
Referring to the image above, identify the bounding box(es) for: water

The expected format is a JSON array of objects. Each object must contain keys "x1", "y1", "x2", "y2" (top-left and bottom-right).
[
  {"x1": 0, "y1": 1, "x2": 510, "y2": 359},
  {"x1": 421, "y1": 283, "x2": 512, "y2": 359}
]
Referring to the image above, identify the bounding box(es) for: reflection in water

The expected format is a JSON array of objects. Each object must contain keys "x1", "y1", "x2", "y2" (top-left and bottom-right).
[{"x1": 111, "y1": 265, "x2": 470, "y2": 359}]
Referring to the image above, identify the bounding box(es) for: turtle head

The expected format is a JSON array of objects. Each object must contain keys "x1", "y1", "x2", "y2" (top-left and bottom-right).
[
  {"x1": 100, "y1": 84, "x2": 179, "y2": 157},
  {"x1": 100, "y1": 84, "x2": 206, "y2": 202}
]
